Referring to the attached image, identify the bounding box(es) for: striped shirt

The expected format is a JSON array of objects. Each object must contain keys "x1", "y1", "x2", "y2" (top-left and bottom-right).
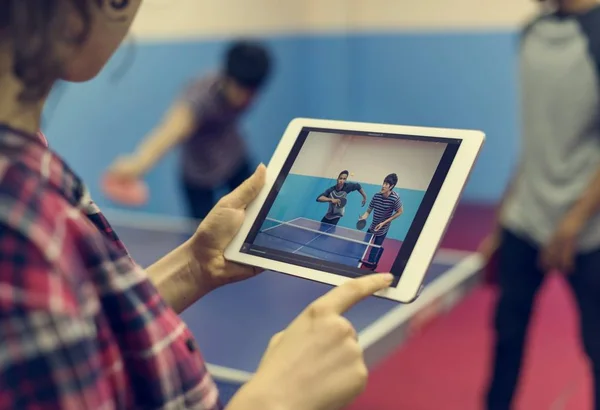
[{"x1": 369, "y1": 191, "x2": 402, "y2": 237}]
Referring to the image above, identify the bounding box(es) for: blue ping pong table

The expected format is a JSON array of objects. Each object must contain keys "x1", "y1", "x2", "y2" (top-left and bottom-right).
[
  {"x1": 108, "y1": 212, "x2": 483, "y2": 404},
  {"x1": 254, "y1": 217, "x2": 376, "y2": 268}
]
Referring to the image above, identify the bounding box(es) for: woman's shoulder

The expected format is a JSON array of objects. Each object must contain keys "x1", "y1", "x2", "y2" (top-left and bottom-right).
[{"x1": 0, "y1": 129, "x2": 114, "y2": 272}]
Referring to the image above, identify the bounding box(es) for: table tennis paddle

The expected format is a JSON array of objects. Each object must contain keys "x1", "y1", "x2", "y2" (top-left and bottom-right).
[
  {"x1": 336, "y1": 197, "x2": 347, "y2": 208},
  {"x1": 101, "y1": 171, "x2": 149, "y2": 207},
  {"x1": 356, "y1": 216, "x2": 367, "y2": 230}
]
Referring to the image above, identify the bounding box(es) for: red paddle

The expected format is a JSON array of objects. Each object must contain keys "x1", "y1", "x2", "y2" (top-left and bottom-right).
[{"x1": 101, "y1": 172, "x2": 149, "y2": 207}]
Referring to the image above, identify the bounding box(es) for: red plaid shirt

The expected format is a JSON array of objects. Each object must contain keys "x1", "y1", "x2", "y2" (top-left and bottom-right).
[{"x1": 0, "y1": 126, "x2": 220, "y2": 409}]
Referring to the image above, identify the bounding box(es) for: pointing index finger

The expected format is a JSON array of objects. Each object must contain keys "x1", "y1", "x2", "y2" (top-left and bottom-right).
[{"x1": 312, "y1": 274, "x2": 394, "y2": 315}]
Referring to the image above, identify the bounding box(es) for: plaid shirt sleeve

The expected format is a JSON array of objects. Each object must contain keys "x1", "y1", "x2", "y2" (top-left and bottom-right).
[
  {"x1": 0, "y1": 130, "x2": 222, "y2": 409},
  {"x1": 0, "y1": 225, "x2": 110, "y2": 409}
]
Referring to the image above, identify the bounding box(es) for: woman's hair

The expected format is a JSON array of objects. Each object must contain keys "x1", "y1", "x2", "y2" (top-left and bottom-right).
[{"x1": 0, "y1": 0, "x2": 101, "y2": 102}]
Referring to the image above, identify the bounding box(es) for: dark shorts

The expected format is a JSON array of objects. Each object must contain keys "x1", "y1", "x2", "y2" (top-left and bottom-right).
[
  {"x1": 320, "y1": 216, "x2": 340, "y2": 226},
  {"x1": 486, "y1": 228, "x2": 600, "y2": 410}
]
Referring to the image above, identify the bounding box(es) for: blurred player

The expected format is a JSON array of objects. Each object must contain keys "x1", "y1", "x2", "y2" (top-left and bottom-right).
[
  {"x1": 107, "y1": 40, "x2": 272, "y2": 220},
  {"x1": 359, "y1": 173, "x2": 403, "y2": 269},
  {"x1": 316, "y1": 170, "x2": 367, "y2": 226},
  {"x1": 479, "y1": 1, "x2": 600, "y2": 409}
]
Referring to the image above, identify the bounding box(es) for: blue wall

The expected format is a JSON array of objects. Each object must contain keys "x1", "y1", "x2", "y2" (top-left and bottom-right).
[
  {"x1": 42, "y1": 30, "x2": 519, "y2": 218},
  {"x1": 266, "y1": 174, "x2": 424, "y2": 241}
]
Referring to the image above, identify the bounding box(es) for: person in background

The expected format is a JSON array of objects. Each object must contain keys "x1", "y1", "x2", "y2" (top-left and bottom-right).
[
  {"x1": 479, "y1": 1, "x2": 600, "y2": 409},
  {"x1": 359, "y1": 173, "x2": 403, "y2": 269},
  {"x1": 0, "y1": 1, "x2": 392, "y2": 409},
  {"x1": 107, "y1": 39, "x2": 272, "y2": 220},
  {"x1": 316, "y1": 169, "x2": 367, "y2": 226}
]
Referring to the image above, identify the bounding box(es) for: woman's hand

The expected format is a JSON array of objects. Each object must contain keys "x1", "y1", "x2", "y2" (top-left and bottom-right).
[
  {"x1": 189, "y1": 164, "x2": 267, "y2": 292},
  {"x1": 227, "y1": 273, "x2": 394, "y2": 410}
]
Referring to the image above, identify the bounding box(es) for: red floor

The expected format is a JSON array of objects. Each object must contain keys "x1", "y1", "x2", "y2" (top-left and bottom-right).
[
  {"x1": 348, "y1": 202, "x2": 592, "y2": 410},
  {"x1": 369, "y1": 239, "x2": 403, "y2": 273}
]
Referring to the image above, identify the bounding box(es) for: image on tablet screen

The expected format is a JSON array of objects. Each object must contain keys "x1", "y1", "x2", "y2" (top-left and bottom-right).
[{"x1": 241, "y1": 128, "x2": 461, "y2": 280}]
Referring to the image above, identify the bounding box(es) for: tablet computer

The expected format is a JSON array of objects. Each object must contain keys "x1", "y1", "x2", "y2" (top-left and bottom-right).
[{"x1": 224, "y1": 118, "x2": 485, "y2": 303}]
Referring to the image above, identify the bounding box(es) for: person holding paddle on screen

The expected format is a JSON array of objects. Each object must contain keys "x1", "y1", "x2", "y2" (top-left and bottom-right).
[
  {"x1": 316, "y1": 170, "x2": 367, "y2": 226},
  {"x1": 358, "y1": 173, "x2": 403, "y2": 269}
]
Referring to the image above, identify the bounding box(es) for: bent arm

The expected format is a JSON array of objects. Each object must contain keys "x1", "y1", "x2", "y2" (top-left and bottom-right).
[
  {"x1": 381, "y1": 205, "x2": 403, "y2": 225},
  {"x1": 316, "y1": 187, "x2": 334, "y2": 202},
  {"x1": 359, "y1": 188, "x2": 367, "y2": 203},
  {"x1": 565, "y1": 164, "x2": 600, "y2": 227}
]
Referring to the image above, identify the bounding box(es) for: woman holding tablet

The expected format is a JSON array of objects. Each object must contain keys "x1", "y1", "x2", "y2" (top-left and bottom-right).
[{"x1": 0, "y1": 2, "x2": 391, "y2": 410}]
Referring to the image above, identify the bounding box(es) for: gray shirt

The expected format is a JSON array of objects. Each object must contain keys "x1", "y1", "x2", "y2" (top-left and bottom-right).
[
  {"x1": 501, "y1": 7, "x2": 600, "y2": 251},
  {"x1": 179, "y1": 74, "x2": 248, "y2": 188},
  {"x1": 318, "y1": 182, "x2": 362, "y2": 221}
]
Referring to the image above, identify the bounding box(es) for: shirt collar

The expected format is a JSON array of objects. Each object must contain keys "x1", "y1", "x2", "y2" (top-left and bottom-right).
[{"x1": 0, "y1": 125, "x2": 86, "y2": 208}]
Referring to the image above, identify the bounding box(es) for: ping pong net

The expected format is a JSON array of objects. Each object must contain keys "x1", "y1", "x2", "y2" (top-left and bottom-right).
[{"x1": 258, "y1": 217, "x2": 383, "y2": 262}]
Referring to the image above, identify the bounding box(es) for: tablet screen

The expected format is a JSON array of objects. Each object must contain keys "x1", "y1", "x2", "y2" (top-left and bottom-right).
[{"x1": 240, "y1": 127, "x2": 462, "y2": 280}]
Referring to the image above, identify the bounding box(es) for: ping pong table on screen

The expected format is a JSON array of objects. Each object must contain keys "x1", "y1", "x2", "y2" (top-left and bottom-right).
[
  {"x1": 254, "y1": 217, "x2": 381, "y2": 268},
  {"x1": 107, "y1": 211, "x2": 484, "y2": 404}
]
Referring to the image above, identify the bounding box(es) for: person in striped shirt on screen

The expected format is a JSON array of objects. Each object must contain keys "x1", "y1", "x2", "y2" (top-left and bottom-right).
[{"x1": 359, "y1": 173, "x2": 403, "y2": 269}]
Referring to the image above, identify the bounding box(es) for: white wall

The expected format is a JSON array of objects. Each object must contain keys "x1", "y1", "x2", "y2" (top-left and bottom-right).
[
  {"x1": 131, "y1": 0, "x2": 540, "y2": 40},
  {"x1": 290, "y1": 132, "x2": 344, "y2": 177},
  {"x1": 291, "y1": 133, "x2": 447, "y2": 191}
]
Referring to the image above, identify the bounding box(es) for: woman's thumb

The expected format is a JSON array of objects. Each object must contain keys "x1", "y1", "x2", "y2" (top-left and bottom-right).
[{"x1": 222, "y1": 163, "x2": 267, "y2": 209}]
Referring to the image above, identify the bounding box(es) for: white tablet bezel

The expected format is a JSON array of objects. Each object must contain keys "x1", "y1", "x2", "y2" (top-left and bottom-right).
[{"x1": 224, "y1": 118, "x2": 485, "y2": 303}]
